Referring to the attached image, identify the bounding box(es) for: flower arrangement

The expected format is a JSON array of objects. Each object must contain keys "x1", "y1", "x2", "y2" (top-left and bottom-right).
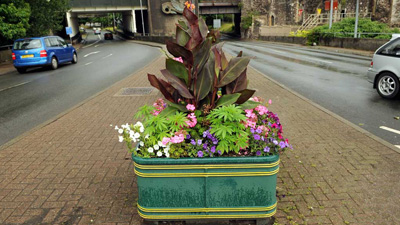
[{"x1": 116, "y1": 6, "x2": 292, "y2": 159}]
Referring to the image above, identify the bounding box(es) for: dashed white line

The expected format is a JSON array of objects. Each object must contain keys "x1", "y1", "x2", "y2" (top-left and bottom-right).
[
  {"x1": 84, "y1": 62, "x2": 93, "y2": 66},
  {"x1": 83, "y1": 51, "x2": 100, "y2": 58},
  {"x1": 102, "y1": 54, "x2": 113, "y2": 59},
  {"x1": 82, "y1": 40, "x2": 100, "y2": 49},
  {"x1": 0, "y1": 81, "x2": 32, "y2": 92},
  {"x1": 379, "y1": 126, "x2": 400, "y2": 135}
]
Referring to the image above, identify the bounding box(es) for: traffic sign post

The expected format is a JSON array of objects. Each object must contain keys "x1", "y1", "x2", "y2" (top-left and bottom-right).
[{"x1": 65, "y1": 27, "x2": 73, "y2": 44}]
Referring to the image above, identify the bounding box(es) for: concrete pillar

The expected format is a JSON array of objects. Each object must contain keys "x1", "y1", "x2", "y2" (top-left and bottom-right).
[
  {"x1": 132, "y1": 10, "x2": 137, "y2": 33},
  {"x1": 66, "y1": 11, "x2": 79, "y2": 37}
]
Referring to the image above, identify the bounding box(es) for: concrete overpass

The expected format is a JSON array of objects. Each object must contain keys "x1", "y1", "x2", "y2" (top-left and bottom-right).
[{"x1": 67, "y1": 0, "x2": 240, "y2": 37}]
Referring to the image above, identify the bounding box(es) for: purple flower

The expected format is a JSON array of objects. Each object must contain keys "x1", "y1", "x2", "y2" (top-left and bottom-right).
[
  {"x1": 253, "y1": 134, "x2": 260, "y2": 140},
  {"x1": 203, "y1": 131, "x2": 208, "y2": 138},
  {"x1": 256, "y1": 151, "x2": 261, "y2": 156},
  {"x1": 203, "y1": 143, "x2": 208, "y2": 149},
  {"x1": 256, "y1": 128, "x2": 262, "y2": 134},
  {"x1": 279, "y1": 141, "x2": 286, "y2": 149},
  {"x1": 250, "y1": 128, "x2": 255, "y2": 133},
  {"x1": 217, "y1": 150, "x2": 222, "y2": 155},
  {"x1": 186, "y1": 134, "x2": 191, "y2": 139},
  {"x1": 211, "y1": 146, "x2": 216, "y2": 153},
  {"x1": 212, "y1": 138, "x2": 218, "y2": 145},
  {"x1": 190, "y1": 139, "x2": 196, "y2": 145},
  {"x1": 264, "y1": 146, "x2": 270, "y2": 152},
  {"x1": 261, "y1": 136, "x2": 265, "y2": 141},
  {"x1": 197, "y1": 151, "x2": 203, "y2": 157},
  {"x1": 273, "y1": 140, "x2": 278, "y2": 145},
  {"x1": 197, "y1": 139, "x2": 202, "y2": 145}
]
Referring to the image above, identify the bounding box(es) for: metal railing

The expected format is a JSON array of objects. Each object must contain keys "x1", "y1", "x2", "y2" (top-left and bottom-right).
[{"x1": 0, "y1": 45, "x2": 13, "y2": 51}]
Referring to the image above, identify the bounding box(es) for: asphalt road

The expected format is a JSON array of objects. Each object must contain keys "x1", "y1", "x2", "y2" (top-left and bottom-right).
[
  {"x1": 224, "y1": 41, "x2": 400, "y2": 148},
  {"x1": 0, "y1": 31, "x2": 160, "y2": 147}
]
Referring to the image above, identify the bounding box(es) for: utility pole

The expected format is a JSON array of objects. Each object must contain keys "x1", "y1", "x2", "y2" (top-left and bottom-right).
[
  {"x1": 194, "y1": 0, "x2": 199, "y2": 17},
  {"x1": 354, "y1": 0, "x2": 359, "y2": 38},
  {"x1": 139, "y1": 0, "x2": 145, "y2": 36},
  {"x1": 113, "y1": 13, "x2": 116, "y2": 33},
  {"x1": 329, "y1": 0, "x2": 334, "y2": 29}
]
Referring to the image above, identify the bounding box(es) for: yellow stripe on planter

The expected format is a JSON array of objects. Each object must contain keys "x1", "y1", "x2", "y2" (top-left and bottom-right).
[
  {"x1": 134, "y1": 160, "x2": 280, "y2": 170},
  {"x1": 137, "y1": 208, "x2": 277, "y2": 219},
  {"x1": 137, "y1": 202, "x2": 277, "y2": 212},
  {"x1": 134, "y1": 167, "x2": 279, "y2": 177}
]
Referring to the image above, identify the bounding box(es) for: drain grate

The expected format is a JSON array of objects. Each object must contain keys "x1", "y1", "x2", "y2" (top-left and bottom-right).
[{"x1": 114, "y1": 87, "x2": 156, "y2": 96}]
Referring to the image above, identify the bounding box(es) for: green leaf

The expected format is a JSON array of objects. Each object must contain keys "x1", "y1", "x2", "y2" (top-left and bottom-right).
[
  {"x1": 215, "y1": 93, "x2": 241, "y2": 108},
  {"x1": 193, "y1": 38, "x2": 212, "y2": 73},
  {"x1": 199, "y1": 18, "x2": 208, "y2": 39},
  {"x1": 167, "y1": 102, "x2": 189, "y2": 112},
  {"x1": 158, "y1": 106, "x2": 177, "y2": 118},
  {"x1": 236, "y1": 89, "x2": 256, "y2": 104},
  {"x1": 166, "y1": 58, "x2": 189, "y2": 85},
  {"x1": 166, "y1": 40, "x2": 194, "y2": 66},
  {"x1": 240, "y1": 100, "x2": 261, "y2": 110},
  {"x1": 176, "y1": 25, "x2": 190, "y2": 47},
  {"x1": 218, "y1": 57, "x2": 251, "y2": 87},
  {"x1": 161, "y1": 69, "x2": 193, "y2": 99}
]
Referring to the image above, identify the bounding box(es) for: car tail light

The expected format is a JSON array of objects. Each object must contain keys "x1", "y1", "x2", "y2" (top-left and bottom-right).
[
  {"x1": 12, "y1": 53, "x2": 16, "y2": 60},
  {"x1": 370, "y1": 61, "x2": 373, "y2": 67},
  {"x1": 40, "y1": 50, "x2": 47, "y2": 57}
]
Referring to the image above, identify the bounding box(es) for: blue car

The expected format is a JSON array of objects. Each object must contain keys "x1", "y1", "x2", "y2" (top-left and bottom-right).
[{"x1": 12, "y1": 36, "x2": 77, "y2": 74}]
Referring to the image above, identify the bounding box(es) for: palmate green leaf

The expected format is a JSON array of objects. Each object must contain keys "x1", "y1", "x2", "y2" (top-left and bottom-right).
[
  {"x1": 168, "y1": 112, "x2": 188, "y2": 133},
  {"x1": 215, "y1": 93, "x2": 241, "y2": 108},
  {"x1": 158, "y1": 106, "x2": 178, "y2": 118},
  {"x1": 217, "y1": 57, "x2": 251, "y2": 87},
  {"x1": 134, "y1": 105, "x2": 155, "y2": 120},
  {"x1": 166, "y1": 58, "x2": 189, "y2": 85},
  {"x1": 217, "y1": 140, "x2": 229, "y2": 154}
]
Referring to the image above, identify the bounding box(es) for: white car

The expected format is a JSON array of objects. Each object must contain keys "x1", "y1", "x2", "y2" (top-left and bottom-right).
[
  {"x1": 367, "y1": 37, "x2": 400, "y2": 99},
  {"x1": 94, "y1": 27, "x2": 101, "y2": 35}
]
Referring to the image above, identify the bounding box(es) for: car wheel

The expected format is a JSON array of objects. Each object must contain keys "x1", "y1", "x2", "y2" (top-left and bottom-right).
[
  {"x1": 376, "y1": 72, "x2": 400, "y2": 99},
  {"x1": 51, "y1": 57, "x2": 58, "y2": 70},
  {"x1": 16, "y1": 68, "x2": 26, "y2": 74},
  {"x1": 72, "y1": 52, "x2": 78, "y2": 64}
]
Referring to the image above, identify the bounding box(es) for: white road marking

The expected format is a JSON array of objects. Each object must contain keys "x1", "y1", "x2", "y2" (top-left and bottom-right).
[
  {"x1": 84, "y1": 62, "x2": 93, "y2": 66},
  {"x1": 379, "y1": 126, "x2": 400, "y2": 135},
  {"x1": 82, "y1": 40, "x2": 100, "y2": 49},
  {"x1": 83, "y1": 51, "x2": 100, "y2": 58},
  {"x1": 0, "y1": 81, "x2": 31, "y2": 92},
  {"x1": 396, "y1": 145, "x2": 400, "y2": 149},
  {"x1": 270, "y1": 49, "x2": 332, "y2": 64},
  {"x1": 304, "y1": 56, "x2": 332, "y2": 64},
  {"x1": 102, "y1": 54, "x2": 113, "y2": 59}
]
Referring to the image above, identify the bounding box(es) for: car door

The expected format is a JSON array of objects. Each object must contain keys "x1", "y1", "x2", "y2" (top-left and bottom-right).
[
  {"x1": 49, "y1": 37, "x2": 63, "y2": 61},
  {"x1": 57, "y1": 37, "x2": 69, "y2": 62}
]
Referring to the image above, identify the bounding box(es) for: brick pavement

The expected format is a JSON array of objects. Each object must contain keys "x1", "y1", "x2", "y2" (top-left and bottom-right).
[{"x1": 0, "y1": 45, "x2": 399, "y2": 225}]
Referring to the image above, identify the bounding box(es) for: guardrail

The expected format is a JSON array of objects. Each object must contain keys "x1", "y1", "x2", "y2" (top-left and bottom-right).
[{"x1": 0, "y1": 45, "x2": 13, "y2": 51}]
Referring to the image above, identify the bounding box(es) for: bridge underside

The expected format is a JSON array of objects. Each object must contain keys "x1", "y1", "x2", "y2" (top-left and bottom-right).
[{"x1": 199, "y1": 6, "x2": 240, "y2": 15}]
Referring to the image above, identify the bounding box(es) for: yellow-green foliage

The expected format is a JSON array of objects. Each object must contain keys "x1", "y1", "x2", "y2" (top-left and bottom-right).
[{"x1": 289, "y1": 30, "x2": 310, "y2": 37}]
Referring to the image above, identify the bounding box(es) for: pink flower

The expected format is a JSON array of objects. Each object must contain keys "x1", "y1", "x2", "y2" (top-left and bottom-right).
[
  {"x1": 245, "y1": 109, "x2": 257, "y2": 119},
  {"x1": 186, "y1": 104, "x2": 195, "y2": 111},
  {"x1": 152, "y1": 110, "x2": 160, "y2": 116},
  {"x1": 173, "y1": 57, "x2": 183, "y2": 63},
  {"x1": 268, "y1": 99, "x2": 272, "y2": 105},
  {"x1": 271, "y1": 123, "x2": 278, "y2": 129},
  {"x1": 162, "y1": 137, "x2": 171, "y2": 146},
  {"x1": 246, "y1": 120, "x2": 256, "y2": 128},
  {"x1": 186, "y1": 113, "x2": 197, "y2": 128},
  {"x1": 255, "y1": 105, "x2": 268, "y2": 115},
  {"x1": 250, "y1": 96, "x2": 261, "y2": 102},
  {"x1": 171, "y1": 134, "x2": 185, "y2": 143}
]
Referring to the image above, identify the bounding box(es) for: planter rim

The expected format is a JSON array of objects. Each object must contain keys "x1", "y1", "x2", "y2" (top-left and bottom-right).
[{"x1": 132, "y1": 153, "x2": 279, "y2": 165}]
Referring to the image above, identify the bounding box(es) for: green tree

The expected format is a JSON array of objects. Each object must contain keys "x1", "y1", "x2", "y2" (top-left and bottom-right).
[
  {"x1": 0, "y1": 0, "x2": 31, "y2": 45},
  {"x1": 26, "y1": 0, "x2": 70, "y2": 37}
]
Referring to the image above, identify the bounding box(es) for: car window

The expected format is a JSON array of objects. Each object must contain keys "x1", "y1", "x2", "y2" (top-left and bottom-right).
[
  {"x1": 57, "y1": 38, "x2": 67, "y2": 47},
  {"x1": 49, "y1": 38, "x2": 60, "y2": 47},
  {"x1": 44, "y1": 38, "x2": 51, "y2": 47},
  {"x1": 378, "y1": 38, "x2": 400, "y2": 57},
  {"x1": 13, "y1": 39, "x2": 43, "y2": 50}
]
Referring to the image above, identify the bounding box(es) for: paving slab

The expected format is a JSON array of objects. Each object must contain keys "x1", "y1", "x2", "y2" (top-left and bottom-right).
[{"x1": 0, "y1": 42, "x2": 399, "y2": 225}]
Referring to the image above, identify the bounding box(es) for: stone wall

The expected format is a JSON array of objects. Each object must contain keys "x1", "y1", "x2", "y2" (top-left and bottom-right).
[
  {"x1": 148, "y1": 0, "x2": 180, "y2": 36},
  {"x1": 0, "y1": 49, "x2": 11, "y2": 63}
]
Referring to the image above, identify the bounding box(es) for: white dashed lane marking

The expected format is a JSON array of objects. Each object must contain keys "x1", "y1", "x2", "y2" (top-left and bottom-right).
[
  {"x1": 83, "y1": 51, "x2": 100, "y2": 58},
  {"x1": 379, "y1": 126, "x2": 400, "y2": 135}
]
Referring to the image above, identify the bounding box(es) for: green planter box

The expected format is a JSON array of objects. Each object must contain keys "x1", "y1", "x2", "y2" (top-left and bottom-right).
[{"x1": 132, "y1": 154, "x2": 280, "y2": 220}]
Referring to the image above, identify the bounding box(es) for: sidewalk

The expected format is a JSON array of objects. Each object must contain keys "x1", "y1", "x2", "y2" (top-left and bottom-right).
[
  {"x1": 0, "y1": 44, "x2": 399, "y2": 225},
  {"x1": 0, "y1": 62, "x2": 15, "y2": 75}
]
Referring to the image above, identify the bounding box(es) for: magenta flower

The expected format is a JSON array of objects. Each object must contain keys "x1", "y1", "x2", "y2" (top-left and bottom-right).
[
  {"x1": 186, "y1": 104, "x2": 195, "y2": 111},
  {"x1": 253, "y1": 134, "x2": 260, "y2": 140}
]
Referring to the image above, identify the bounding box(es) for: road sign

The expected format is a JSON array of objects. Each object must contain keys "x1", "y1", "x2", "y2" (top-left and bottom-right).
[
  {"x1": 213, "y1": 19, "x2": 221, "y2": 29},
  {"x1": 65, "y1": 27, "x2": 73, "y2": 35}
]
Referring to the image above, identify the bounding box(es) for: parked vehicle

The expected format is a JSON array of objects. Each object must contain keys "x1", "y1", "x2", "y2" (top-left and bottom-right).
[
  {"x1": 12, "y1": 36, "x2": 77, "y2": 74},
  {"x1": 94, "y1": 27, "x2": 101, "y2": 35},
  {"x1": 367, "y1": 36, "x2": 400, "y2": 99},
  {"x1": 104, "y1": 32, "x2": 113, "y2": 40}
]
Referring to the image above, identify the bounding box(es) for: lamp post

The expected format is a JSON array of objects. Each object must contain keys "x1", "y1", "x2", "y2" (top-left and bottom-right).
[
  {"x1": 354, "y1": 0, "x2": 360, "y2": 38},
  {"x1": 329, "y1": 0, "x2": 334, "y2": 29},
  {"x1": 139, "y1": 0, "x2": 145, "y2": 36}
]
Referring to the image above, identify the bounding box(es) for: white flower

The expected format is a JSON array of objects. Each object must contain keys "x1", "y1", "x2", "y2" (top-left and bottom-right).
[
  {"x1": 134, "y1": 133, "x2": 140, "y2": 139},
  {"x1": 132, "y1": 138, "x2": 137, "y2": 143},
  {"x1": 158, "y1": 141, "x2": 164, "y2": 147},
  {"x1": 139, "y1": 127, "x2": 144, "y2": 133},
  {"x1": 118, "y1": 129, "x2": 124, "y2": 134},
  {"x1": 154, "y1": 145, "x2": 159, "y2": 150},
  {"x1": 114, "y1": 125, "x2": 119, "y2": 130},
  {"x1": 145, "y1": 134, "x2": 149, "y2": 139},
  {"x1": 164, "y1": 148, "x2": 169, "y2": 154},
  {"x1": 139, "y1": 141, "x2": 144, "y2": 146},
  {"x1": 165, "y1": 153, "x2": 170, "y2": 158},
  {"x1": 148, "y1": 147, "x2": 154, "y2": 153},
  {"x1": 118, "y1": 136, "x2": 124, "y2": 142},
  {"x1": 135, "y1": 121, "x2": 143, "y2": 127},
  {"x1": 129, "y1": 130, "x2": 135, "y2": 138},
  {"x1": 157, "y1": 151, "x2": 162, "y2": 157}
]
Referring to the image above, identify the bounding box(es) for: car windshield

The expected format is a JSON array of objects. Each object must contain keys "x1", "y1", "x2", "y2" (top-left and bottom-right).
[{"x1": 13, "y1": 39, "x2": 42, "y2": 50}]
